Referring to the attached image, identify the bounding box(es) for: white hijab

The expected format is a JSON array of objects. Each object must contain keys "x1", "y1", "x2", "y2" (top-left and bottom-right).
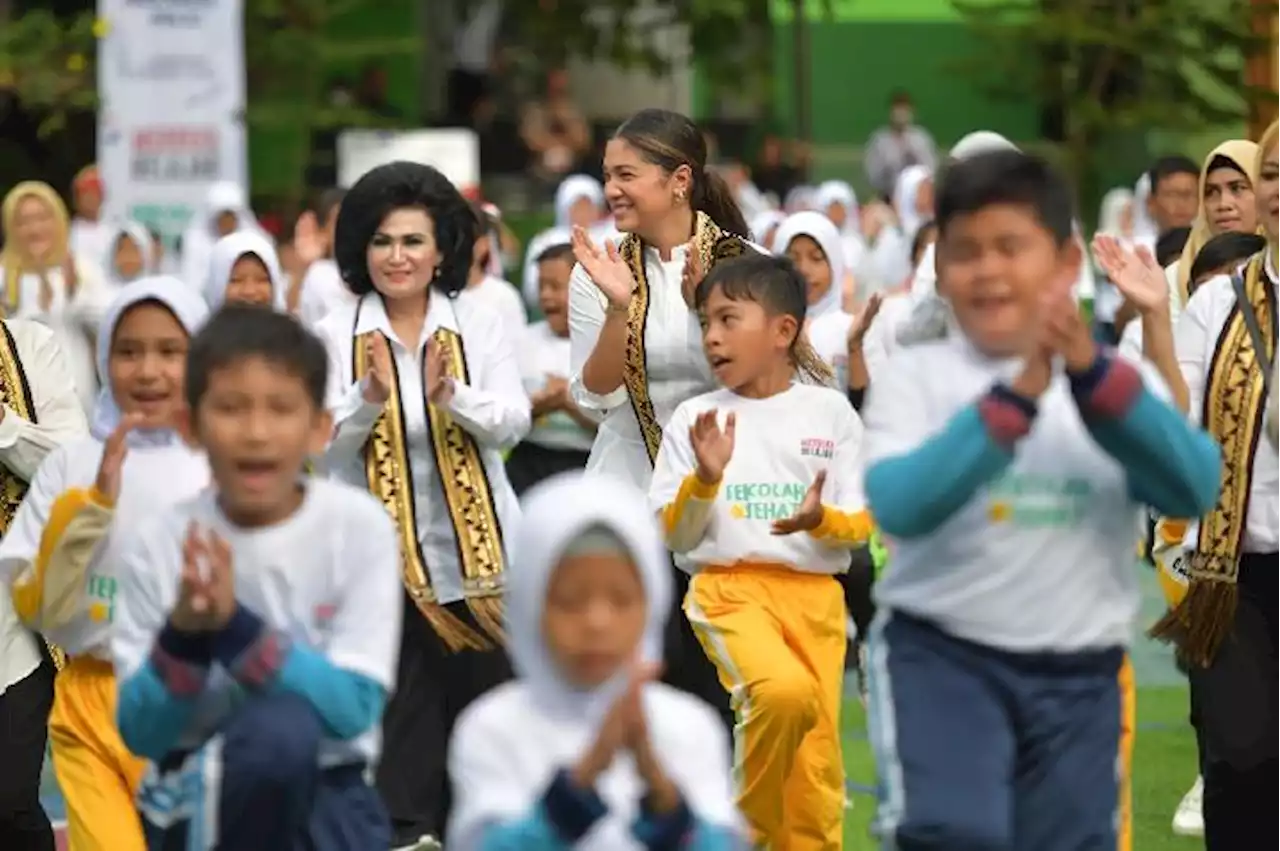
[
  {"x1": 812, "y1": 181, "x2": 859, "y2": 232},
  {"x1": 101, "y1": 220, "x2": 156, "y2": 285},
  {"x1": 554, "y1": 175, "x2": 605, "y2": 227},
  {"x1": 204, "y1": 230, "x2": 286, "y2": 310},
  {"x1": 1097, "y1": 188, "x2": 1135, "y2": 242},
  {"x1": 892, "y1": 164, "x2": 933, "y2": 245},
  {"x1": 90, "y1": 275, "x2": 210, "y2": 443},
  {"x1": 748, "y1": 210, "x2": 786, "y2": 251},
  {"x1": 772, "y1": 211, "x2": 846, "y2": 320},
  {"x1": 448, "y1": 473, "x2": 740, "y2": 851},
  {"x1": 180, "y1": 181, "x2": 259, "y2": 288},
  {"x1": 521, "y1": 175, "x2": 607, "y2": 305}
]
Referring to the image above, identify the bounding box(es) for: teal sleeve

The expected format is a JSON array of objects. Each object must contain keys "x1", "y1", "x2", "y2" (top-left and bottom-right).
[
  {"x1": 479, "y1": 810, "x2": 573, "y2": 851},
  {"x1": 117, "y1": 663, "x2": 200, "y2": 761},
  {"x1": 866, "y1": 389, "x2": 1032, "y2": 539}
]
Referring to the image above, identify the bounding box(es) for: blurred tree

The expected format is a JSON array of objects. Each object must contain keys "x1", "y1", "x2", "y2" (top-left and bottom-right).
[
  {"x1": 952, "y1": 0, "x2": 1270, "y2": 190},
  {"x1": 0, "y1": 0, "x2": 417, "y2": 202}
]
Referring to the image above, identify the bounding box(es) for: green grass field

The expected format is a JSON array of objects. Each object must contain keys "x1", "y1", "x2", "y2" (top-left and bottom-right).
[{"x1": 838, "y1": 686, "x2": 1202, "y2": 849}]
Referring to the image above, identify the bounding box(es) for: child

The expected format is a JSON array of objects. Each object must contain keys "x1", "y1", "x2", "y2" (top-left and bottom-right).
[
  {"x1": 204, "y1": 231, "x2": 286, "y2": 310},
  {"x1": 649, "y1": 253, "x2": 869, "y2": 850},
  {"x1": 447, "y1": 472, "x2": 743, "y2": 850},
  {"x1": 108, "y1": 305, "x2": 402, "y2": 850},
  {"x1": 506, "y1": 243, "x2": 597, "y2": 495},
  {"x1": 861, "y1": 149, "x2": 1222, "y2": 851},
  {"x1": 0, "y1": 277, "x2": 208, "y2": 851},
  {"x1": 104, "y1": 222, "x2": 157, "y2": 286}
]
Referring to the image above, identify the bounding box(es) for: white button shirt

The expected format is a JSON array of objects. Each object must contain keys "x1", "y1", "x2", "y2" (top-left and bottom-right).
[
  {"x1": 0, "y1": 318, "x2": 90, "y2": 694},
  {"x1": 315, "y1": 291, "x2": 530, "y2": 604},
  {"x1": 568, "y1": 243, "x2": 717, "y2": 492},
  {"x1": 1175, "y1": 252, "x2": 1279, "y2": 553}
]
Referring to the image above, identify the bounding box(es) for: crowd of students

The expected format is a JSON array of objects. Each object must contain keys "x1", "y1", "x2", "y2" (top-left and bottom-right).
[{"x1": 0, "y1": 108, "x2": 1274, "y2": 851}]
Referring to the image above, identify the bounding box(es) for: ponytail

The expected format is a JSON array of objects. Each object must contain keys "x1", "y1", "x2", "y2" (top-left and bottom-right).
[
  {"x1": 792, "y1": 330, "x2": 837, "y2": 388},
  {"x1": 694, "y1": 169, "x2": 750, "y2": 237}
]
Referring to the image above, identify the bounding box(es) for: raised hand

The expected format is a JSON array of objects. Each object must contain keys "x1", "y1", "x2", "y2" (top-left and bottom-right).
[
  {"x1": 171, "y1": 523, "x2": 216, "y2": 632},
  {"x1": 94, "y1": 414, "x2": 142, "y2": 502},
  {"x1": 771, "y1": 470, "x2": 827, "y2": 535},
  {"x1": 424, "y1": 337, "x2": 455, "y2": 405},
  {"x1": 848, "y1": 291, "x2": 884, "y2": 349},
  {"x1": 680, "y1": 240, "x2": 707, "y2": 309},
  {"x1": 572, "y1": 226, "x2": 636, "y2": 310},
  {"x1": 362, "y1": 333, "x2": 393, "y2": 405},
  {"x1": 292, "y1": 210, "x2": 326, "y2": 267},
  {"x1": 1092, "y1": 234, "x2": 1169, "y2": 314},
  {"x1": 689, "y1": 409, "x2": 735, "y2": 484}
]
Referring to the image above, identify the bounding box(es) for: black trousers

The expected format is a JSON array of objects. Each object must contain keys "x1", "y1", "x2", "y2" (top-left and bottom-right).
[
  {"x1": 663, "y1": 565, "x2": 734, "y2": 735},
  {"x1": 0, "y1": 652, "x2": 55, "y2": 851},
  {"x1": 1190, "y1": 552, "x2": 1278, "y2": 850},
  {"x1": 504, "y1": 441, "x2": 590, "y2": 497},
  {"x1": 376, "y1": 596, "x2": 512, "y2": 845}
]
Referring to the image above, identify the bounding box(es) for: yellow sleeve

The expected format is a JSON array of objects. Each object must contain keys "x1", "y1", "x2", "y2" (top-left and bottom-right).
[
  {"x1": 11, "y1": 486, "x2": 115, "y2": 630},
  {"x1": 809, "y1": 505, "x2": 875, "y2": 547},
  {"x1": 658, "y1": 472, "x2": 721, "y2": 554}
]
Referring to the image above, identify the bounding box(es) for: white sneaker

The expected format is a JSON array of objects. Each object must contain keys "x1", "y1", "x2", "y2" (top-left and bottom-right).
[
  {"x1": 392, "y1": 836, "x2": 443, "y2": 851},
  {"x1": 1171, "y1": 776, "x2": 1204, "y2": 837}
]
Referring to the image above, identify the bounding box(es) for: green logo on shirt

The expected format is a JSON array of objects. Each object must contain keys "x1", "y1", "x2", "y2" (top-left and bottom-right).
[
  {"x1": 986, "y1": 474, "x2": 1093, "y2": 528},
  {"x1": 723, "y1": 481, "x2": 806, "y2": 521},
  {"x1": 86, "y1": 574, "x2": 117, "y2": 623}
]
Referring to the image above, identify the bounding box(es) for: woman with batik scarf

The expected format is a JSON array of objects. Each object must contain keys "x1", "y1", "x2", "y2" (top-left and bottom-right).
[{"x1": 316, "y1": 161, "x2": 529, "y2": 851}]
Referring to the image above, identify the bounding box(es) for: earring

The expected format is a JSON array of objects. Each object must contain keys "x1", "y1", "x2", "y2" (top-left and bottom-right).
[{"x1": 675, "y1": 190, "x2": 686, "y2": 204}]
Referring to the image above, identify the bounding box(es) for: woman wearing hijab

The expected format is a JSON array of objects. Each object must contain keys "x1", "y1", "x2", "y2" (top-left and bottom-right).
[
  {"x1": 522, "y1": 175, "x2": 609, "y2": 306},
  {"x1": 178, "y1": 181, "x2": 260, "y2": 290},
  {"x1": 316, "y1": 161, "x2": 529, "y2": 851},
  {"x1": 773, "y1": 211, "x2": 850, "y2": 375},
  {"x1": 101, "y1": 222, "x2": 157, "y2": 288},
  {"x1": 446, "y1": 472, "x2": 743, "y2": 851},
  {"x1": 568, "y1": 108, "x2": 752, "y2": 735},
  {"x1": 811, "y1": 181, "x2": 867, "y2": 280},
  {"x1": 1, "y1": 181, "x2": 114, "y2": 414},
  {"x1": 0, "y1": 277, "x2": 209, "y2": 851},
  {"x1": 204, "y1": 230, "x2": 288, "y2": 311}
]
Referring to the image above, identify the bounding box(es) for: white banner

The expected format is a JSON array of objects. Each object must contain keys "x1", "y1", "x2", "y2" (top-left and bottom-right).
[
  {"x1": 337, "y1": 129, "x2": 480, "y2": 196},
  {"x1": 97, "y1": 0, "x2": 247, "y2": 246}
]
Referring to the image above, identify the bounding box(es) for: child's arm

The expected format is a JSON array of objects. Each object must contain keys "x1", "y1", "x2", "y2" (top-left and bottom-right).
[
  {"x1": 862, "y1": 356, "x2": 1034, "y2": 539},
  {"x1": 113, "y1": 529, "x2": 209, "y2": 761},
  {"x1": 1068, "y1": 352, "x2": 1221, "y2": 518},
  {"x1": 649, "y1": 407, "x2": 718, "y2": 554},
  {"x1": 11, "y1": 487, "x2": 112, "y2": 631},
  {"x1": 208, "y1": 504, "x2": 402, "y2": 740},
  {"x1": 807, "y1": 409, "x2": 874, "y2": 548},
  {"x1": 440, "y1": 313, "x2": 532, "y2": 450}
]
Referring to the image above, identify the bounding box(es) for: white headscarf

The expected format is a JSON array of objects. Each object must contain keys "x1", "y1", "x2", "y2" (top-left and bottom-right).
[
  {"x1": 748, "y1": 210, "x2": 786, "y2": 251},
  {"x1": 783, "y1": 184, "x2": 816, "y2": 213},
  {"x1": 948, "y1": 130, "x2": 1018, "y2": 160},
  {"x1": 1131, "y1": 172, "x2": 1158, "y2": 248},
  {"x1": 1096, "y1": 188, "x2": 1135, "y2": 242},
  {"x1": 892, "y1": 164, "x2": 933, "y2": 245},
  {"x1": 505, "y1": 472, "x2": 671, "y2": 723},
  {"x1": 448, "y1": 472, "x2": 741, "y2": 851},
  {"x1": 812, "y1": 181, "x2": 859, "y2": 232},
  {"x1": 204, "y1": 230, "x2": 286, "y2": 310},
  {"x1": 101, "y1": 220, "x2": 156, "y2": 285},
  {"x1": 553, "y1": 175, "x2": 605, "y2": 228},
  {"x1": 180, "y1": 181, "x2": 260, "y2": 288},
  {"x1": 90, "y1": 275, "x2": 209, "y2": 443},
  {"x1": 772, "y1": 211, "x2": 846, "y2": 320}
]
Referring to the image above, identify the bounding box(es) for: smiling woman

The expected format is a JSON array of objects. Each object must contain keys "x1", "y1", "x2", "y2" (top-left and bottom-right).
[
  {"x1": 566, "y1": 108, "x2": 753, "y2": 735},
  {"x1": 313, "y1": 160, "x2": 530, "y2": 850}
]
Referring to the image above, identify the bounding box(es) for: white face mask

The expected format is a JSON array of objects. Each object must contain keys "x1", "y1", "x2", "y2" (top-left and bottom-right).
[{"x1": 891, "y1": 105, "x2": 914, "y2": 127}]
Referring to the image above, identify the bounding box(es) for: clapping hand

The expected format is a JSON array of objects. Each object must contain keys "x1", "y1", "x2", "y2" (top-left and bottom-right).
[
  {"x1": 689, "y1": 410, "x2": 735, "y2": 484},
  {"x1": 572, "y1": 226, "x2": 635, "y2": 311},
  {"x1": 847, "y1": 292, "x2": 884, "y2": 349},
  {"x1": 680, "y1": 241, "x2": 707, "y2": 309},
  {"x1": 771, "y1": 470, "x2": 827, "y2": 535},
  {"x1": 94, "y1": 414, "x2": 142, "y2": 502},
  {"x1": 571, "y1": 661, "x2": 660, "y2": 788},
  {"x1": 423, "y1": 338, "x2": 455, "y2": 405},
  {"x1": 362, "y1": 334, "x2": 393, "y2": 405},
  {"x1": 171, "y1": 524, "x2": 237, "y2": 632},
  {"x1": 1092, "y1": 234, "x2": 1169, "y2": 315},
  {"x1": 1038, "y1": 290, "x2": 1097, "y2": 373}
]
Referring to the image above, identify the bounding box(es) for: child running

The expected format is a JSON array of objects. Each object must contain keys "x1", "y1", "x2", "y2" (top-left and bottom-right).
[
  {"x1": 0, "y1": 277, "x2": 209, "y2": 851},
  {"x1": 861, "y1": 149, "x2": 1222, "y2": 851},
  {"x1": 109, "y1": 305, "x2": 402, "y2": 850},
  {"x1": 447, "y1": 472, "x2": 743, "y2": 850},
  {"x1": 649, "y1": 253, "x2": 869, "y2": 851}
]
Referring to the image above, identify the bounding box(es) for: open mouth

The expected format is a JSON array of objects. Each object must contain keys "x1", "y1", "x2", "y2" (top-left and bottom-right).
[
  {"x1": 708, "y1": 354, "x2": 733, "y2": 372},
  {"x1": 233, "y1": 459, "x2": 282, "y2": 490}
]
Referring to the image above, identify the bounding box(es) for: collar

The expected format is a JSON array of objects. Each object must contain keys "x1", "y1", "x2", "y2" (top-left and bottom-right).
[{"x1": 353, "y1": 291, "x2": 460, "y2": 349}]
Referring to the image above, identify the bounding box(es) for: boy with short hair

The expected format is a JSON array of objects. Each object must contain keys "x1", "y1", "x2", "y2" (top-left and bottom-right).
[
  {"x1": 110, "y1": 305, "x2": 402, "y2": 851},
  {"x1": 861, "y1": 150, "x2": 1221, "y2": 851}
]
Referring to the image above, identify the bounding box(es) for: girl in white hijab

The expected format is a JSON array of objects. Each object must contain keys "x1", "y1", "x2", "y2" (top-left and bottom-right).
[
  {"x1": 203, "y1": 230, "x2": 287, "y2": 310},
  {"x1": 179, "y1": 181, "x2": 260, "y2": 289},
  {"x1": 811, "y1": 181, "x2": 868, "y2": 284},
  {"x1": 748, "y1": 210, "x2": 785, "y2": 252},
  {"x1": 101, "y1": 221, "x2": 156, "y2": 287},
  {"x1": 0, "y1": 276, "x2": 210, "y2": 851},
  {"x1": 523, "y1": 175, "x2": 610, "y2": 305},
  {"x1": 446, "y1": 472, "x2": 742, "y2": 851}
]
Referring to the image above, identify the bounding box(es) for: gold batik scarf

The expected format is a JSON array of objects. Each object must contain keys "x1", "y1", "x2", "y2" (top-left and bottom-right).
[
  {"x1": 0, "y1": 321, "x2": 65, "y2": 670},
  {"x1": 618, "y1": 210, "x2": 834, "y2": 463},
  {"x1": 354, "y1": 314, "x2": 506, "y2": 653},
  {"x1": 1151, "y1": 252, "x2": 1274, "y2": 666}
]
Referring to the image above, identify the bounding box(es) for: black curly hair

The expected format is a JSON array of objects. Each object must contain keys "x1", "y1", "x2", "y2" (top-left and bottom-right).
[{"x1": 333, "y1": 161, "x2": 477, "y2": 297}]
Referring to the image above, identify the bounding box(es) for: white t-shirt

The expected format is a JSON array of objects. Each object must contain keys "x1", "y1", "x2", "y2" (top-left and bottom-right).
[
  {"x1": 518, "y1": 321, "x2": 595, "y2": 453},
  {"x1": 297, "y1": 259, "x2": 355, "y2": 329},
  {"x1": 110, "y1": 479, "x2": 403, "y2": 766},
  {"x1": 865, "y1": 334, "x2": 1170, "y2": 652},
  {"x1": 649, "y1": 384, "x2": 865, "y2": 575}
]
